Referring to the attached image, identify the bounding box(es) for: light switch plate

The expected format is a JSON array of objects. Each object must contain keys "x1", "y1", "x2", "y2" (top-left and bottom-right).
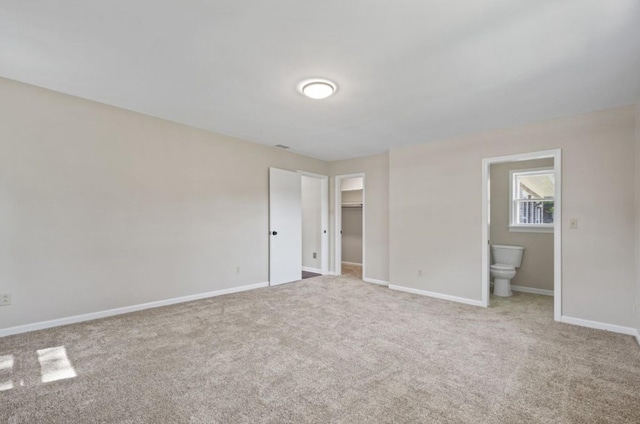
[{"x1": 569, "y1": 218, "x2": 578, "y2": 229}]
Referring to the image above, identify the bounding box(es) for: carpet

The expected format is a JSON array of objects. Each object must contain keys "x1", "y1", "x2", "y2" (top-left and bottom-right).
[{"x1": 1, "y1": 275, "x2": 639, "y2": 423}]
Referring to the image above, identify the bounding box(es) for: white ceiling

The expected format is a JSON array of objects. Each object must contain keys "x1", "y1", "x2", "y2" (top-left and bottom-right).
[{"x1": 1, "y1": 1, "x2": 639, "y2": 161}]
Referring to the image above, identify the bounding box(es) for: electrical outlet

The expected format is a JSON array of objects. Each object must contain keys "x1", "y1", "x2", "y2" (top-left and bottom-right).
[
  {"x1": 417, "y1": 269, "x2": 423, "y2": 277},
  {"x1": 313, "y1": 252, "x2": 317, "y2": 259},
  {"x1": 0, "y1": 293, "x2": 11, "y2": 306}
]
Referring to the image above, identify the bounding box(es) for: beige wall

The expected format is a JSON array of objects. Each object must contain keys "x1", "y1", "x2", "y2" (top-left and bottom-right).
[
  {"x1": 390, "y1": 106, "x2": 637, "y2": 327},
  {"x1": 2, "y1": 76, "x2": 638, "y2": 335},
  {"x1": 490, "y1": 158, "x2": 554, "y2": 291},
  {"x1": 330, "y1": 153, "x2": 389, "y2": 282},
  {"x1": 301, "y1": 176, "x2": 322, "y2": 270},
  {"x1": 341, "y1": 177, "x2": 363, "y2": 191},
  {"x1": 0, "y1": 77, "x2": 328, "y2": 330}
]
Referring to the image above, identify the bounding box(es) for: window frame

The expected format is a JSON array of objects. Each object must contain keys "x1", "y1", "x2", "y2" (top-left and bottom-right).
[{"x1": 509, "y1": 167, "x2": 554, "y2": 233}]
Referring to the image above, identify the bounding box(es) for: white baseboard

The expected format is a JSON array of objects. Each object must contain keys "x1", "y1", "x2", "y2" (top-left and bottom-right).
[
  {"x1": 0, "y1": 281, "x2": 269, "y2": 338},
  {"x1": 363, "y1": 277, "x2": 389, "y2": 287},
  {"x1": 341, "y1": 261, "x2": 362, "y2": 266},
  {"x1": 511, "y1": 285, "x2": 554, "y2": 296},
  {"x1": 302, "y1": 266, "x2": 322, "y2": 274},
  {"x1": 328, "y1": 272, "x2": 339, "y2": 276},
  {"x1": 389, "y1": 284, "x2": 484, "y2": 307},
  {"x1": 560, "y1": 315, "x2": 638, "y2": 337}
]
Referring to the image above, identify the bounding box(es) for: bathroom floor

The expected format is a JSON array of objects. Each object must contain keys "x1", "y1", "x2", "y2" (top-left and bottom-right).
[{"x1": 490, "y1": 290, "x2": 554, "y2": 316}]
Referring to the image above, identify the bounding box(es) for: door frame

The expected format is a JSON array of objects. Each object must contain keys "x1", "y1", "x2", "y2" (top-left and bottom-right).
[
  {"x1": 334, "y1": 173, "x2": 365, "y2": 277},
  {"x1": 481, "y1": 149, "x2": 562, "y2": 320},
  {"x1": 298, "y1": 171, "x2": 330, "y2": 275}
]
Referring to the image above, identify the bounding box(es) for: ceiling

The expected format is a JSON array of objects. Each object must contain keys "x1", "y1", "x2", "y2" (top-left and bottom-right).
[{"x1": 1, "y1": 1, "x2": 639, "y2": 161}]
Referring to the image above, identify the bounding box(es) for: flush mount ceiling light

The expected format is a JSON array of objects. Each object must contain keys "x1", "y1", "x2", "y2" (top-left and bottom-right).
[{"x1": 298, "y1": 78, "x2": 337, "y2": 100}]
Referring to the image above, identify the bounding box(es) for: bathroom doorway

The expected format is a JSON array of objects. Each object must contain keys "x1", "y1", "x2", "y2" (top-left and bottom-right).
[
  {"x1": 481, "y1": 150, "x2": 562, "y2": 320},
  {"x1": 334, "y1": 174, "x2": 365, "y2": 279}
]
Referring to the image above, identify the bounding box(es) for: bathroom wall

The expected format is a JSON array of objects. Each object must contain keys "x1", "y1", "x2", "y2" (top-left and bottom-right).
[
  {"x1": 490, "y1": 158, "x2": 554, "y2": 292},
  {"x1": 341, "y1": 189, "x2": 363, "y2": 264},
  {"x1": 301, "y1": 176, "x2": 322, "y2": 270},
  {"x1": 390, "y1": 105, "x2": 637, "y2": 327}
]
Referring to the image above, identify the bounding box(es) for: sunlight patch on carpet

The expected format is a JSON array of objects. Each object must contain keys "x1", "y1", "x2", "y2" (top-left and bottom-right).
[
  {"x1": 0, "y1": 354, "x2": 14, "y2": 391},
  {"x1": 37, "y1": 346, "x2": 77, "y2": 383}
]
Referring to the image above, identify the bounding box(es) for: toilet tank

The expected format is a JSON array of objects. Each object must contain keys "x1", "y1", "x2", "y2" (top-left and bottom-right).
[{"x1": 491, "y1": 244, "x2": 525, "y2": 267}]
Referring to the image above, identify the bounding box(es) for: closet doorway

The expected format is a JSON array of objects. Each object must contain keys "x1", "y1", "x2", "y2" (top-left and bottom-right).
[
  {"x1": 269, "y1": 168, "x2": 328, "y2": 286},
  {"x1": 334, "y1": 174, "x2": 365, "y2": 279}
]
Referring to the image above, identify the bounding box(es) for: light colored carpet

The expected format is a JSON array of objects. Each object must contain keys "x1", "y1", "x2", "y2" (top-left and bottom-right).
[{"x1": 1, "y1": 275, "x2": 640, "y2": 423}]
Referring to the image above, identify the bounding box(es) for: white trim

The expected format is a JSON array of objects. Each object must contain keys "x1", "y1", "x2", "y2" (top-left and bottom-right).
[
  {"x1": 0, "y1": 282, "x2": 269, "y2": 338},
  {"x1": 334, "y1": 176, "x2": 342, "y2": 276},
  {"x1": 560, "y1": 315, "x2": 638, "y2": 337},
  {"x1": 511, "y1": 285, "x2": 554, "y2": 296},
  {"x1": 341, "y1": 261, "x2": 362, "y2": 266},
  {"x1": 508, "y1": 225, "x2": 554, "y2": 233},
  {"x1": 482, "y1": 159, "x2": 490, "y2": 307},
  {"x1": 302, "y1": 266, "x2": 322, "y2": 274},
  {"x1": 636, "y1": 329, "x2": 640, "y2": 347},
  {"x1": 298, "y1": 171, "x2": 330, "y2": 275},
  {"x1": 554, "y1": 151, "x2": 562, "y2": 321},
  {"x1": 320, "y1": 176, "x2": 329, "y2": 275},
  {"x1": 389, "y1": 284, "x2": 485, "y2": 307},
  {"x1": 363, "y1": 177, "x2": 366, "y2": 280},
  {"x1": 363, "y1": 278, "x2": 389, "y2": 286},
  {"x1": 482, "y1": 149, "x2": 562, "y2": 321},
  {"x1": 334, "y1": 173, "x2": 366, "y2": 278}
]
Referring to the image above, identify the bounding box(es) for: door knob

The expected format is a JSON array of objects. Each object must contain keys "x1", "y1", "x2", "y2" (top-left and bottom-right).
[{"x1": 272, "y1": 231, "x2": 278, "y2": 235}]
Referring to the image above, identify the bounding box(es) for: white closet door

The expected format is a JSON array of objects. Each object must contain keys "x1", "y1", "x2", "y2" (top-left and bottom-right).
[{"x1": 269, "y1": 168, "x2": 302, "y2": 285}]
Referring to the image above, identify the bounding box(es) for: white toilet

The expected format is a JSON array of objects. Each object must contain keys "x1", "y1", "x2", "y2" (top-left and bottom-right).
[{"x1": 490, "y1": 244, "x2": 525, "y2": 297}]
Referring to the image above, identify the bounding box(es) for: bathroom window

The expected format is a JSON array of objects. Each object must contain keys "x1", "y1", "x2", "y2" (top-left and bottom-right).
[{"x1": 509, "y1": 168, "x2": 554, "y2": 233}]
